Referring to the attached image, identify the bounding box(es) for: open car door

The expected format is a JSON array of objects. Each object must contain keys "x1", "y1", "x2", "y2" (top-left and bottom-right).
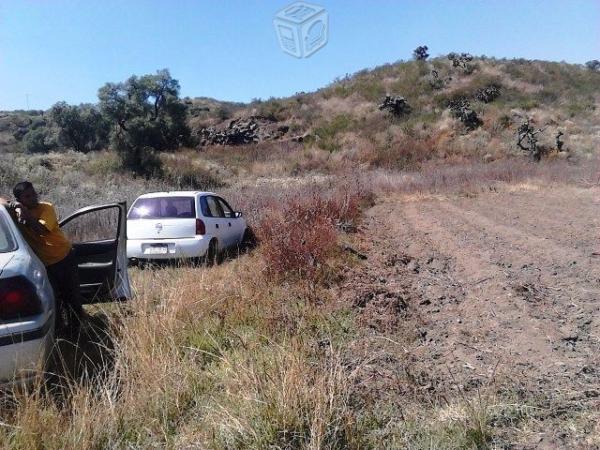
[{"x1": 59, "y1": 202, "x2": 131, "y2": 303}]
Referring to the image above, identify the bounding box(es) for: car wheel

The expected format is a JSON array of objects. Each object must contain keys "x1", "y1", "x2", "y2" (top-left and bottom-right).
[
  {"x1": 205, "y1": 239, "x2": 218, "y2": 266},
  {"x1": 240, "y1": 226, "x2": 257, "y2": 252}
]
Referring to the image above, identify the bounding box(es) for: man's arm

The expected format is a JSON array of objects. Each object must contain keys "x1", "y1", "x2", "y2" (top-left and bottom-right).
[
  {"x1": 0, "y1": 197, "x2": 13, "y2": 210},
  {"x1": 14, "y1": 204, "x2": 51, "y2": 235}
]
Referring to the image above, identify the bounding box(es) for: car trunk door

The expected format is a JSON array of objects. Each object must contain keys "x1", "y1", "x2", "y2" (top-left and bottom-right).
[
  {"x1": 127, "y1": 219, "x2": 197, "y2": 239},
  {"x1": 59, "y1": 202, "x2": 131, "y2": 303},
  {"x1": 0, "y1": 254, "x2": 14, "y2": 277},
  {"x1": 127, "y1": 196, "x2": 198, "y2": 240}
]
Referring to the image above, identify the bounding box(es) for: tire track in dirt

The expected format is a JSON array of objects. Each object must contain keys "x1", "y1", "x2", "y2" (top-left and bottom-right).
[
  {"x1": 350, "y1": 189, "x2": 600, "y2": 391},
  {"x1": 458, "y1": 188, "x2": 600, "y2": 256},
  {"x1": 437, "y1": 201, "x2": 600, "y2": 354},
  {"x1": 450, "y1": 194, "x2": 600, "y2": 277},
  {"x1": 398, "y1": 200, "x2": 560, "y2": 379},
  {"x1": 343, "y1": 187, "x2": 600, "y2": 446},
  {"x1": 441, "y1": 201, "x2": 600, "y2": 291}
]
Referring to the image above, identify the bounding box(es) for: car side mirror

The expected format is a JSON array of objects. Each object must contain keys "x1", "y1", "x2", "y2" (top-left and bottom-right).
[{"x1": 234, "y1": 211, "x2": 243, "y2": 218}]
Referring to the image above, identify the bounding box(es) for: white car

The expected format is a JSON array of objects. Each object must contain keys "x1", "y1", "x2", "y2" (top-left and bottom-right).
[
  {"x1": 0, "y1": 202, "x2": 130, "y2": 386},
  {"x1": 127, "y1": 191, "x2": 247, "y2": 263}
]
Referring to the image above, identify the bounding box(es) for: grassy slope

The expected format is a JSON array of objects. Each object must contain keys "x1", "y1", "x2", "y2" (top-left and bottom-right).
[
  {"x1": 206, "y1": 57, "x2": 600, "y2": 172},
  {"x1": 2, "y1": 57, "x2": 600, "y2": 188}
]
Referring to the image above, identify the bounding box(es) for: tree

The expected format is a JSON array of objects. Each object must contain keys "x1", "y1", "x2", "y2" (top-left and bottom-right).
[
  {"x1": 49, "y1": 102, "x2": 110, "y2": 152},
  {"x1": 585, "y1": 60, "x2": 600, "y2": 71},
  {"x1": 475, "y1": 84, "x2": 501, "y2": 103},
  {"x1": 98, "y1": 69, "x2": 190, "y2": 177},
  {"x1": 555, "y1": 130, "x2": 565, "y2": 152},
  {"x1": 413, "y1": 45, "x2": 429, "y2": 61}
]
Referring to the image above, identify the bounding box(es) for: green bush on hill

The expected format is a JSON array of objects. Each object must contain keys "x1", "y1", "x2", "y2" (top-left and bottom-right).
[
  {"x1": 22, "y1": 128, "x2": 56, "y2": 154},
  {"x1": 311, "y1": 114, "x2": 357, "y2": 153}
]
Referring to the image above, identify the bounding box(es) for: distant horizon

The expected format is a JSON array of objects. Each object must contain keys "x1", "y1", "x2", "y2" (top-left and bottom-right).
[{"x1": 1, "y1": 0, "x2": 598, "y2": 110}]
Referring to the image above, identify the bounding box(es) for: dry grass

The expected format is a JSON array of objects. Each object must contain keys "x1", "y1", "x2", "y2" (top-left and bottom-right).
[
  {"x1": 0, "y1": 254, "x2": 362, "y2": 449},
  {"x1": 0, "y1": 180, "x2": 371, "y2": 449},
  {"x1": 3, "y1": 162, "x2": 600, "y2": 448},
  {"x1": 2, "y1": 53, "x2": 600, "y2": 449},
  {"x1": 367, "y1": 156, "x2": 600, "y2": 197}
]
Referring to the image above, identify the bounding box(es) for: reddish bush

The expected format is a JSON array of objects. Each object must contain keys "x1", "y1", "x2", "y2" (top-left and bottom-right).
[
  {"x1": 255, "y1": 184, "x2": 370, "y2": 280},
  {"x1": 257, "y1": 194, "x2": 338, "y2": 280}
]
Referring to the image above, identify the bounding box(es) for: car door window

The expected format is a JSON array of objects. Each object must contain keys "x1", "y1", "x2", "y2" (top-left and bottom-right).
[
  {"x1": 61, "y1": 206, "x2": 120, "y2": 243},
  {"x1": 205, "y1": 196, "x2": 225, "y2": 218},
  {"x1": 59, "y1": 203, "x2": 130, "y2": 303},
  {"x1": 200, "y1": 196, "x2": 211, "y2": 217},
  {"x1": 216, "y1": 198, "x2": 235, "y2": 218}
]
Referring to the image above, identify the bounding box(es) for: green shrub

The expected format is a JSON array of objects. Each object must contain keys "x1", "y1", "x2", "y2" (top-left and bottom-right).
[
  {"x1": 215, "y1": 106, "x2": 232, "y2": 120},
  {"x1": 22, "y1": 128, "x2": 56, "y2": 154},
  {"x1": 163, "y1": 160, "x2": 225, "y2": 190},
  {"x1": 256, "y1": 98, "x2": 289, "y2": 121},
  {"x1": 0, "y1": 156, "x2": 21, "y2": 189},
  {"x1": 566, "y1": 99, "x2": 596, "y2": 117},
  {"x1": 354, "y1": 78, "x2": 386, "y2": 102},
  {"x1": 311, "y1": 114, "x2": 357, "y2": 152},
  {"x1": 29, "y1": 117, "x2": 47, "y2": 130},
  {"x1": 49, "y1": 102, "x2": 110, "y2": 152}
]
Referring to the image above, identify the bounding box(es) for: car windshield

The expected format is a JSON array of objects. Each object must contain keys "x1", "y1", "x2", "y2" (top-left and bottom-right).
[
  {"x1": 128, "y1": 197, "x2": 196, "y2": 219},
  {"x1": 0, "y1": 213, "x2": 17, "y2": 253}
]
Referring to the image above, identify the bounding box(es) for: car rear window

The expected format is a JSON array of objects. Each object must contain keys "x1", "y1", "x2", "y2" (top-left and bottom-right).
[
  {"x1": 0, "y1": 213, "x2": 17, "y2": 253},
  {"x1": 128, "y1": 197, "x2": 196, "y2": 219}
]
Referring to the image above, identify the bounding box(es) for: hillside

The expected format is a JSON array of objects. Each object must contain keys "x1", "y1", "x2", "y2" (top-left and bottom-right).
[
  {"x1": 2, "y1": 55, "x2": 600, "y2": 448},
  {"x1": 2, "y1": 56, "x2": 600, "y2": 185}
]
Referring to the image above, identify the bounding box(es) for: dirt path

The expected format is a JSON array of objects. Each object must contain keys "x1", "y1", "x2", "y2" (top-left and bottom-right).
[{"x1": 344, "y1": 185, "x2": 600, "y2": 445}]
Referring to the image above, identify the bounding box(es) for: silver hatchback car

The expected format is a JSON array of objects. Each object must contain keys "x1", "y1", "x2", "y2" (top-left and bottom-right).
[{"x1": 0, "y1": 202, "x2": 130, "y2": 386}]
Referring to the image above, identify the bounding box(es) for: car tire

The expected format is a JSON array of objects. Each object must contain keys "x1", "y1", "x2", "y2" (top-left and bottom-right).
[
  {"x1": 239, "y1": 226, "x2": 258, "y2": 252},
  {"x1": 205, "y1": 239, "x2": 218, "y2": 267}
]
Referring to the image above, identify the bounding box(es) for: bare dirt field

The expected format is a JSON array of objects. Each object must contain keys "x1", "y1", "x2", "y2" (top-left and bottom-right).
[{"x1": 343, "y1": 184, "x2": 600, "y2": 447}]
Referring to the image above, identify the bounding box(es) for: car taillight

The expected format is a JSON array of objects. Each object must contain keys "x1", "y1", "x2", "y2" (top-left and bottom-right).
[
  {"x1": 196, "y1": 219, "x2": 206, "y2": 235},
  {"x1": 0, "y1": 276, "x2": 42, "y2": 321}
]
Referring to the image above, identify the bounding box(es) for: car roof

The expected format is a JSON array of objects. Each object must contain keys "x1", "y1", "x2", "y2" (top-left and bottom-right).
[{"x1": 135, "y1": 191, "x2": 217, "y2": 199}]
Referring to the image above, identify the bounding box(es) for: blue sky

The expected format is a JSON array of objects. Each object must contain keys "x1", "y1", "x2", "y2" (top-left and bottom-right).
[{"x1": 1, "y1": 0, "x2": 599, "y2": 110}]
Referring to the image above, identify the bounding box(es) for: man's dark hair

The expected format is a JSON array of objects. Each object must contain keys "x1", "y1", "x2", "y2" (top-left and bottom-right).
[{"x1": 13, "y1": 181, "x2": 34, "y2": 200}]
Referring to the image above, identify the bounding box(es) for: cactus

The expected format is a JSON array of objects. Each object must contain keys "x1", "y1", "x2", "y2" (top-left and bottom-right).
[
  {"x1": 448, "y1": 98, "x2": 482, "y2": 131},
  {"x1": 475, "y1": 85, "x2": 501, "y2": 103},
  {"x1": 378, "y1": 95, "x2": 412, "y2": 117},
  {"x1": 413, "y1": 45, "x2": 429, "y2": 61}
]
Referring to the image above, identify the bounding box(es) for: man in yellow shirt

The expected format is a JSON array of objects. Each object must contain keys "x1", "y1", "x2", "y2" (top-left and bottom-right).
[{"x1": 4, "y1": 181, "x2": 84, "y2": 331}]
